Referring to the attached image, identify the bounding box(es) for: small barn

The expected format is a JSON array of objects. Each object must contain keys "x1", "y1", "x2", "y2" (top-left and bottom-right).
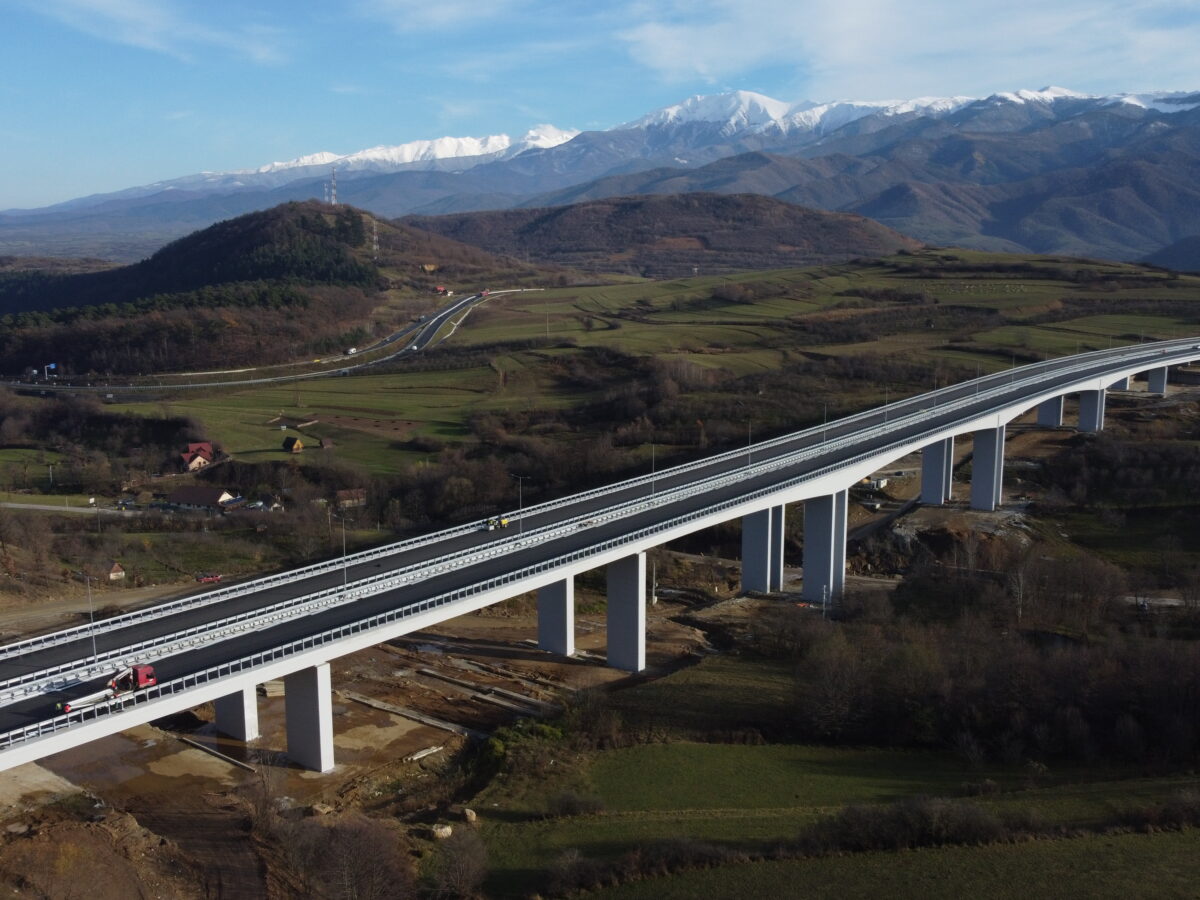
[
  {"x1": 107, "y1": 562, "x2": 125, "y2": 582},
  {"x1": 283, "y1": 436, "x2": 304, "y2": 453}
]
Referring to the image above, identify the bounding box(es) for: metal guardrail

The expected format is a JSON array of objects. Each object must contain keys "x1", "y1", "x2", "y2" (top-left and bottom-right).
[
  {"x1": 4, "y1": 340, "x2": 1197, "y2": 746},
  {"x1": 2, "y1": 339, "x2": 1195, "y2": 696},
  {"x1": 6, "y1": 335, "x2": 1187, "y2": 667}
]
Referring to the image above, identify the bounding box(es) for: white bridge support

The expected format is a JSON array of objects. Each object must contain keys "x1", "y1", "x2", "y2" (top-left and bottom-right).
[
  {"x1": 1148, "y1": 366, "x2": 1169, "y2": 395},
  {"x1": 921, "y1": 437, "x2": 954, "y2": 505},
  {"x1": 1110, "y1": 375, "x2": 1130, "y2": 391},
  {"x1": 801, "y1": 490, "x2": 847, "y2": 606},
  {"x1": 1036, "y1": 396, "x2": 1064, "y2": 427},
  {"x1": 970, "y1": 426, "x2": 1006, "y2": 511},
  {"x1": 741, "y1": 506, "x2": 786, "y2": 592},
  {"x1": 1078, "y1": 389, "x2": 1106, "y2": 433},
  {"x1": 606, "y1": 553, "x2": 646, "y2": 672},
  {"x1": 285, "y1": 663, "x2": 335, "y2": 773},
  {"x1": 213, "y1": 686, "x2": 259, "y2": 742},
  {"x1": 537, "y1": 577, "x2": 575, "y2": 657}
]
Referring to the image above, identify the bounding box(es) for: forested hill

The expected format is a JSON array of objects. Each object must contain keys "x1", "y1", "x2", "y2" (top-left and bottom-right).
[
  {"x1": 0, "y1": 203, "x2": 378, "y2": 316},
  {"x1": 403, "y1": 193, "x2": 922, "y2": 276},
  {"x1": 0, "y1": 201, "x2": 546, "y2": 376}
]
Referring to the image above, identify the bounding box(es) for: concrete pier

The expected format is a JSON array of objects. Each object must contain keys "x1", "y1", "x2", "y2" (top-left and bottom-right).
[
  {"x1": 607, "y1": 552, "x2": 646, "y2": 672},
  {"x1": 213, "y1": 686, "x2": 260, "y2": 742},
  {"x1": 970, "y1": 426, "x2": 1006, "y2": 511},
  {"x1": 802, "y1": 490, "x2": 848, "y2": 607},
  {"x1": 1148, "y1": 366, "x2": 1169, "y2": 395},
  {"x1": 1110, "y1": 375, "x2": 1130, "y2": 391},
  {"x1": 770, "y1": 505, "x2": 785, "y2": 591},
  {"x1": 742, "y1": 506, "x2": 785, "y2": 592},
  {"x1": 921, "y1": 437, "x2": 954, "y2": 505},
  {"x1": 1078, "y1": 389, "x2": 1106, "y2": 433},
  {"x1": 537, "y1": 577, "x2": 575, "y2": 657},
  {"x1": 285, "y1": 664, "x2": 335, "y2": 773},
  {"x1": 1036, "y1": 396, "x2": 1064, "y2": 427}
]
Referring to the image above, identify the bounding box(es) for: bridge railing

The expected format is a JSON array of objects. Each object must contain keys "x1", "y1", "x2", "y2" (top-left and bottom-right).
[
  {"x1": 10, "y1": 342, "x2": 1194, "y2": 749},
  {"x1": 4, "y1": 340, "x2": 1195, "y2": 698}
]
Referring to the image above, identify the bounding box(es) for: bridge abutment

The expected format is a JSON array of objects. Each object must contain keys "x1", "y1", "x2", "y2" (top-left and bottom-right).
[
  {"x1": 1148, "y1": 366, "x2": 1169, "y2": 395},
  {"x1": 921, "y1": 437, "x2": 954, "y2": 505},
  {"x1": 802, "y1": 490, "x2": 847, "y2": 606},
  {"x1": 285, "y1": 663, "x2": 335, "y2": 773},
  {"x1": 606, "y1": 553, "x2": 646, "y2": 672},
  {"x1": 537, "y1": 577, "x2": 575, "y2": 657},
  {"x1": 970, "y1": 426, "x2": 1006, "y2": 511},
  {"x1": 1036, "y1": 396, "x2": 1064, "y2": 427},
  {"x1": 741, "y1": 506, "x2": 785, "y2": 592},
  {"x1": 214, "y1": 686, "x2": 259, "y2": 742}
]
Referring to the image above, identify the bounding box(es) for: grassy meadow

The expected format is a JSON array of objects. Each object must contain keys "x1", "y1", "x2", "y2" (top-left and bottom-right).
[{"x1": 100, "y1": 251, "x2": 1200, "y2": 478}]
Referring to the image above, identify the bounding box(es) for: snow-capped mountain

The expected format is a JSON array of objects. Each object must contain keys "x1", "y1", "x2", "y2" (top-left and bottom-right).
[
  {"x1": 619, "y1": 89, "x2": 975, "y2": 137},
  {"x1": 243, "y1": 124, "x2": 577, "y2": 176},
  {"x1": 6, "y1": 85, "x2": 1200, "y2": 264}
]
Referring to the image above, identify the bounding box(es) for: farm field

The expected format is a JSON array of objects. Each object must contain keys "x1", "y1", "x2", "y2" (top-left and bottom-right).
[
  {"x1": 473, "y1": 650, "x2": 1200, "y2": 897},
  {"x1": 103, "y1": 251, "x2": 1200, "y2": 479},
  {"x1": 587, "y1": 830, "x2": 1200, "y2": 900}
]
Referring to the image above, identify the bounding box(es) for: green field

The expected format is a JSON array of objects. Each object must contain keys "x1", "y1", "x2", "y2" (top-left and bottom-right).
[
  {"x1": 588, "y1": 830, "x2": 1200, "y2": 900},
  {"x1": 473, "y1": 646, "x2": 1200, "y2": 897},
  {"x1": 85, "y1": 252, "x2": 1200, "y2": 478}
]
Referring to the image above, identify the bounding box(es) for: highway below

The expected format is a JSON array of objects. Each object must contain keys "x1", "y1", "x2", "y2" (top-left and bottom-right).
[
  {"x1": 0, "y1": 338, "x2": 1193, "y2": 741},
  {"x1": 2, "y1": 289, "x2": 513, "y2": 394}
]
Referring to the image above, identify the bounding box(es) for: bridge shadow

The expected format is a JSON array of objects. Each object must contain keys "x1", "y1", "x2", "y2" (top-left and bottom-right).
[{"x1": 391, "y1": 633, "x2": 599, "y2": 667}]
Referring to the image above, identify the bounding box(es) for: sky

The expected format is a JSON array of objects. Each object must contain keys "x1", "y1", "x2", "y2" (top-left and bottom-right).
[{"x1": 3, "y1": 0, "x2": 1200, "y2": 209}]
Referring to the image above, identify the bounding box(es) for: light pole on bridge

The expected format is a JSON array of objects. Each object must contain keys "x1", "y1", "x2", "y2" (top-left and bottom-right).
[{"x1": 510, "y1": 474, "x2": 530, "y2": 534}]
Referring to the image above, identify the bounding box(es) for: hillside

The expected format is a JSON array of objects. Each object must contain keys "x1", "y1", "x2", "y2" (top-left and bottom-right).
[
  {"x1": 1145, "y1": 236, "x2": 1200, "y2": 273},
  {"x1": 403, "y1": 193, "x2": 921, "y2": 275},
  {"x1": 0, "y1": 201, "x2": 548, "y2": 376}
]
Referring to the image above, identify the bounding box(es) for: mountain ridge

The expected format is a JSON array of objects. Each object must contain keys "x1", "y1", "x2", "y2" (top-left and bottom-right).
[{"x1": 5, "y1": 86, "x2": 1200, "y2": 263}]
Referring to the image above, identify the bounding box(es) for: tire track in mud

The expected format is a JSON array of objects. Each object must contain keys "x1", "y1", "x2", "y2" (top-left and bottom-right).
[{"x1": 127, "y1": 798, "x2": 267, "y2": 899}]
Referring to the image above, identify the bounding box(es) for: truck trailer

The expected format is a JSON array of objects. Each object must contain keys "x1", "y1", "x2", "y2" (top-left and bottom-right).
[{"x1": 57, "y1": 665, "x2": 157, "y2": 713}]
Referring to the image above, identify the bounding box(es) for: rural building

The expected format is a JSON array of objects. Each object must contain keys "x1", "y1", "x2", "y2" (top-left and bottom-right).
[
  {"x1": 180, "y1": 442, "x2": 216, "y2": 471},
  {"x1": 107, "y1": 562, "x2": 125, "y2": 582},
  {"x1": 335, "y1": 488, "x2": 367, "y2": 509},
  {"x1": 283, "y1": 436, "x2": 304, "y2": 453},
  {"x1": 166, "y1": 486, "x2": 235, "y2": 511}
]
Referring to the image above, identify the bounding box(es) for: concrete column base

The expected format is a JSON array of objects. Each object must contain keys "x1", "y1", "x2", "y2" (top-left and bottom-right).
[
  {"x1": 1036, "y1": 396, "x2": 1064, "y2": 427},
  {"x1": 1148, "y1": 367, "x2": 1168, "y2": 395},
  {"x1": 802, "y1": 490, "x2": 848, "y2": 607},
  {"x1": 970, "y1": 426, "x2": 1006, "y2": 511},
  {"x1": 769, "y1": 505, "x2": 785, "y2": 591},
  {"x1": 285, "y1": 664, "x2": 335, "y2": 773},
  {"x1": 214, "y1": 686, "x2": 259, "y2": 742},
  {"x1": 742, "y1": 506, "x2": 785, "y2": 593},
  {"x1": 920, "y1": 437, "x2": 954, "y2": 505},
  {"x1": 1078, "y1": 389, "x2": 1106, "y2": 433},
  {"x1": 537, "y1": 577, "x2": 575, "y2": 657},
  {"x1": 607, "y1": 553, "x2": 646, "y2": 673}
]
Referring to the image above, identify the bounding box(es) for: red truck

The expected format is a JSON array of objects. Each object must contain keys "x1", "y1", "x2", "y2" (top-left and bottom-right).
[{"x1": 57, "y1": 665, "x2": 157, "y2": 713}]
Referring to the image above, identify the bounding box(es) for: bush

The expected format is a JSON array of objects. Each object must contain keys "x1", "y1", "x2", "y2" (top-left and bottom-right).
[
  {"x1": 546, "y1": 791, "x2": 605, "y2": 818},
  {"x1": 800, "y1": 796, "x2": 1007, "y2": 854}
]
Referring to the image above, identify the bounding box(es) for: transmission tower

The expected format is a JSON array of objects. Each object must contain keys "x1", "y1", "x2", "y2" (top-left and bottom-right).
[
  {"x1": 371, "y1": 217, "x2": 379, "y2": 260},
  {"x1": 329, "y1": 166, "x2": 338, "y2": 206}
]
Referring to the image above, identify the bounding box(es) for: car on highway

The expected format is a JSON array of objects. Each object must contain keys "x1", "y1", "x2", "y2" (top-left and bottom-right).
[{"x1": 195, "y1": 572, "x2": 222, "y2": 583}]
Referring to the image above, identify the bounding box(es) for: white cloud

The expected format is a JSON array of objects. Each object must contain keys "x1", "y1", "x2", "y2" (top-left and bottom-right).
[
  {"x1": 20, "y1": 0, "x2": 288, "y2": 63},
  {"x1": 618, "y1": 0, "x2": 1200, "y2": 98}
]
